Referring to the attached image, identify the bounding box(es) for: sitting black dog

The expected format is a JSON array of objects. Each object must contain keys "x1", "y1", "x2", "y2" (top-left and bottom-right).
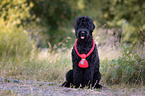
[{"x1": 62, "y1": 16, "x2": 102, "y2": 88}]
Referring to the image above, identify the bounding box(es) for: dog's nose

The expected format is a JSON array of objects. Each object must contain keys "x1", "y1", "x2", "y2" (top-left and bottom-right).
[{"x1": 82, "y1": 31, "x2": 85, "y2": 34}]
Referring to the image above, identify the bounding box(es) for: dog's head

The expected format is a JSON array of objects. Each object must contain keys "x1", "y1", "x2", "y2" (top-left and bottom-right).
[{"x1": 74, "y1": 16, "x2": 95, "y2": 41}]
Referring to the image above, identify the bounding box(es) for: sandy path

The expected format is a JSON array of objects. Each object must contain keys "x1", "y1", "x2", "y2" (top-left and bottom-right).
[{"x1": 0, "y1": 78, "x2": 144, "y2": 96}]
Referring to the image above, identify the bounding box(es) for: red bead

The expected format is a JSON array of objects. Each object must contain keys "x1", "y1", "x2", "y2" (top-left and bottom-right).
[{"x1": 80, "y1": 54, "x2": 87, "y2": 59}]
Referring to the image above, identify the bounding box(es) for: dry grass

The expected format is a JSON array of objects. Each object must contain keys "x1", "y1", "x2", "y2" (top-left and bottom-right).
[{"x1": 0, "y1": 90, "x2": 17, "y2": 96}]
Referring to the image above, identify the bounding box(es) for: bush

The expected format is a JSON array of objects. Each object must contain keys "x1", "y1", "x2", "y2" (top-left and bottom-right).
[
  {"x1": 0, "y1": 0, "x2": 36, "y2": 77},
  {"x1": 0, "y1": 0, "x2": 35, "y2": 58},
  {"x1": 101, "y1": 44, "x2": 145, "y2": 85},
  {"x1": 0, "y1": 25, "x2": 34, "y2": 58}
]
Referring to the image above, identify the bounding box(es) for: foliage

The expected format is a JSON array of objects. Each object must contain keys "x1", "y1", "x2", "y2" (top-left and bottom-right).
[
  {"x1": 0, "y1": 0, "x2": 35, "y2": 58},
  {"x1": 101, "y1": 44, "x2": 145, "y2": 85},
  {"x1": 26, "y1": 0, "x2": 78, "y2": 46},
  {"x1": 82, "y1": 0, "x2": 145, "y2": 44},
  {"x1": 28, "y1": 0, "x2": 78, "y2": 29},
  {"x1": 0, "y1": 0, "x2": 35, "y2": 26},
  {"x1": 26, "y1": 0, "x2": 145, "y2": 46}
]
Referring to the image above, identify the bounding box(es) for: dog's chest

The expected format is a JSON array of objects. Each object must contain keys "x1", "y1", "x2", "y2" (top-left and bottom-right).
[{"x1": 77, "y1": 43, "x2": 93, "y2": 54}]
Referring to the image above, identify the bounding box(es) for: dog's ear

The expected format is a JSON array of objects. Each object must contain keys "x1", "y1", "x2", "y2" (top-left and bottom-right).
[
  {"x1": 90, "y1": 22, "x2": 95, "y2": 33},
  {"x1": 74, "y1": 22, "x2": 78, "y2": 37},
  {"x1": 74, "y1": 16, "x2": 82, "y2": 37},
  {"x1": 93, "y1": 23, "x2": 95, "y2": 31},
  {"x1": 88, "y1": 16, "x2": 95, "y2": 32}
]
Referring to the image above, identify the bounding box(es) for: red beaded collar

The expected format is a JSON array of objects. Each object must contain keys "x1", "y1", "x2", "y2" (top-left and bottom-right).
[{"x1": 75, "y1": 38, "x2": 95, "y2": 68}]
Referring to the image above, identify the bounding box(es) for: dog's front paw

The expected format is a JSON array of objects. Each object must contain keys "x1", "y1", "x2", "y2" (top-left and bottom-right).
[
  {"x1": 94, "y1": 84, "x2": 103, "y2": 89},
  {"x1": 62, "y1": 81, "x2": 73, "y2": 88}
]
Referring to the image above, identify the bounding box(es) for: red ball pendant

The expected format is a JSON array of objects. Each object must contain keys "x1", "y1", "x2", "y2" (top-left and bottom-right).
[{"x1": 78, "y1": 59, "x2": 89, "y2": 68}]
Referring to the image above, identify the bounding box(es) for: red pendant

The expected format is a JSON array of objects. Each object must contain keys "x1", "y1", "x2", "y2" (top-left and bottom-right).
[{"x1": 78, "y1": 59, "x2": 89, "y2": 68}]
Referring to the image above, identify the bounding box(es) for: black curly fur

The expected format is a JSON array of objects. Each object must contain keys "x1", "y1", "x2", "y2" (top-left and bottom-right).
[{"x1": 62, "y1": 16, "x2": 102, "y2": 89}]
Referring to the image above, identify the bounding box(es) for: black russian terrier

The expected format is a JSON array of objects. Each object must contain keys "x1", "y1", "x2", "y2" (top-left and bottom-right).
[{"x1": 62, "y1": 16, "x2": 102, "y2": 89}]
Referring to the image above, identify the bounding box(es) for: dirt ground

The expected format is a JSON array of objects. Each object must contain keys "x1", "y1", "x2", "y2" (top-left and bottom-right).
[{"x1": 0, "y1": 78, "x2": 144, "y2": 96}]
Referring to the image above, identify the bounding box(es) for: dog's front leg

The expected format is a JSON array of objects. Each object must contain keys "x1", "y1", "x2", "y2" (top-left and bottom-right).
[
  {"x1": 90, "y1": 66, "x2": 95, "y2": 89},
  {"x1": 83, "y1": 67, "x2": 94, "y2": 89},
  {"x1": 73, "y1": 67, "x2": 83, "y2": 88},
  {"x1": 90, "y1": 67, "x2": 94, "y2": 89}
]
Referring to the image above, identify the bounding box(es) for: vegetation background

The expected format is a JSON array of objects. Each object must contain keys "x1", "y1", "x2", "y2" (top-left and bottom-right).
[{"x1": 0, "y1": 0, "x2": 145, "y2": 91}]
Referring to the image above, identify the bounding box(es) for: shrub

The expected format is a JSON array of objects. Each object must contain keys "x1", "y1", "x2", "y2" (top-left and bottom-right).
[
  {"x1": 0, "y1": 0, "x2": 36, "y2": 77},
  {"x1": 0, "y1": 0, "x2": 35, "y2": 58},
  {"x1": 101, "y1": 44, "x2": 145, "y2": 85}
]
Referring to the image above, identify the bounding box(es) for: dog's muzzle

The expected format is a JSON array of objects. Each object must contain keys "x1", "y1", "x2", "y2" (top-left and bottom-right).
[
  {"x1": 77, "y1": 29, "x2": 89, "y2": 40},
  {"x1": 81, "y1": 32, "x2": 85, "y2": 39}
]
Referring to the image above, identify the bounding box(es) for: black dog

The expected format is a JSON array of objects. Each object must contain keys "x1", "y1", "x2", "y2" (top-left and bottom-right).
[{"x1": 62, "y1": 16, "x2": 102, "y2": 88}]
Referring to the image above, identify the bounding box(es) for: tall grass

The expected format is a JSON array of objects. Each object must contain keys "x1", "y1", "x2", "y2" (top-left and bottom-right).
[
  {"x1": 1, "y1": 26, "x2": 145, "y2": 85},
  {"x1": 100, "y1": 44, "x2": 145, "y2": 85},
  {"x1": 0, "y1": 47, "x2": 72, "y2": 82},
  {"x1": 96, "y1": 28, "x2": 145, "y2": 85}
]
